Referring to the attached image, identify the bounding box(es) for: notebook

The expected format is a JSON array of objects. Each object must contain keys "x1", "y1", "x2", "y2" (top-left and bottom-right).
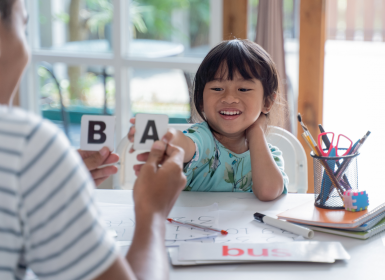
[
  {"x1": 303, "y1": 217, "x2": 385, "y2": 240},
  {"x1": 339, "y1": 211, "x2": 385, "y2": 232},
  {"x1": 277, "y1": 195, "x2": 385, "y2": 229}
]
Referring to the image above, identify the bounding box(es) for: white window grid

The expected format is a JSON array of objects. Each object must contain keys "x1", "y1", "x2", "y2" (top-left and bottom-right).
[{"x1": 20, "y1": 0, "x2": 223, "y2": 142}]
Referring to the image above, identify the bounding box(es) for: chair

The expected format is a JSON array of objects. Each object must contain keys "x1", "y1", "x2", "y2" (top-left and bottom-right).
[
  {"x1": 265, "y1": 126, "x2": 308, "y2": 193},
  {"x1": 113, "y1": 124, "x2": 307, "y2": 193}
]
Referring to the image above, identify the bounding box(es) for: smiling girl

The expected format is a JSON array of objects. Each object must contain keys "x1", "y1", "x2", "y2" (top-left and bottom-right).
[{"x1": 129, "y1": 39, "x2": 289, "y2": 201}]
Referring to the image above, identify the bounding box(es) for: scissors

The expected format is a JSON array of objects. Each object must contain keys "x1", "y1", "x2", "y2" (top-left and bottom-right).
[{"x1": 317, "y1": 132, "x2": 353, "y2": 157}]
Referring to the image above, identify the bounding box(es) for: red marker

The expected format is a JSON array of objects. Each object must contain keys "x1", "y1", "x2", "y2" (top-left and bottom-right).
[{"x1": 167, "y1": 218, "x2": 228, "y2": 235}]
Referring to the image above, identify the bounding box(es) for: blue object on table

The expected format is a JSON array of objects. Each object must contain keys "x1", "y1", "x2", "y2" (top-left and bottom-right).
[{"x1": 320, "y1": 147, "x2": 336, "y2": 205}]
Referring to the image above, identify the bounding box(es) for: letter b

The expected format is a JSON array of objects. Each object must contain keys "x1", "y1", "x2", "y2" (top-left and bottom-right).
[
  {"x1": 88, "y1": 121, "x2": 107, "y2": 144},
  {"x1": 222, "y1": 246, "x2": 244, "y2": 256}
]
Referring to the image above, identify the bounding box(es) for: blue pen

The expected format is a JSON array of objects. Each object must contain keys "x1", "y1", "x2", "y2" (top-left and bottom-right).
[{"x1": 320, "y1": 147, "x2": 337, "y2": 205}]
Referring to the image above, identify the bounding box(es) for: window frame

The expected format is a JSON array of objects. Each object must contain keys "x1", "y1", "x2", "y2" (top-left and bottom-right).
[{"x1": 20, "y1": 0, "x2": 223, "y2": 141}]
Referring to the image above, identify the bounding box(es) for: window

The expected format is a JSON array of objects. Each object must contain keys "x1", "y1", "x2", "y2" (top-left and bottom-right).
[
  {"x1": 323, "y1": 0, "x2": 385, "y2": 192},
  {"x1": 21, "y1": 0, "x2": 222, "y2": 147}
]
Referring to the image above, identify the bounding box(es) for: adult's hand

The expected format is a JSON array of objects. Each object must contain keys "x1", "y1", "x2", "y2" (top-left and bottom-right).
[
  {"x1": 94, "y1": 137, "x2": 186, "y2": 280},
  {"x1": 78, "y1": 147, "x2": 119, "y2": 186},
  {"x1": 133, "y1": 134, "x2": 186, "y2": 218},
  {"x1": 131, "y1": 129, "x2": 178, "y2": 176}
]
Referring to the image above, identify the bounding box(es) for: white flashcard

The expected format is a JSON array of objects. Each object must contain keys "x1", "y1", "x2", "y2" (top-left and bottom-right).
[
  {"x1": 134, "y1": 113, "x2": 169, "y2": 151},
  {"x1": 178, "y1": 242, "x2": 350, "y2": 263},
  {"x1": 80, "y1": 115, "x2": 115, "y2": 151}
]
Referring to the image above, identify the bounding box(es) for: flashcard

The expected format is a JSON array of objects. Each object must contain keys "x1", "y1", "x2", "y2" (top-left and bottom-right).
[
  {"x1": 80, "y1": 115, "x2": 115, "y2": 151},
  {"x1": 134, "y1": 113, "x2": 169, "y2": 150}
]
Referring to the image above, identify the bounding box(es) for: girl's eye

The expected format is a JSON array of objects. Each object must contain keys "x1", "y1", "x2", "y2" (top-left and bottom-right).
[
  {"x1": 238, "y1": 88, "x2": 251, "y2": 92},
  {"x1": 211, "y1": 88, "x2": 223, "y2": 91}
]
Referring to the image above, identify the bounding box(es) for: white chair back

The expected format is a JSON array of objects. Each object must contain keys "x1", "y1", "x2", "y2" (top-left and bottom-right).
[
  {"x1": 265, "y1": 126, "x2": 308, "y2": 193},
  {"x1": 113, "y1": 124, "x2": 307, "y2": 193}
]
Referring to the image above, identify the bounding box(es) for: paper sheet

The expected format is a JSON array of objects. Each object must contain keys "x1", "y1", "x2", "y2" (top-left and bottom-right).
[
  {"x1": 98, "y1": 203, "x2": 305, "y2": 247},
  {"x1": 165, "y1": 203, "x2": 219, "y2": 246},
  {"x1": 99, "y1": 203, "x2": 136, "y2": 241},
  {"x1": 98, "y1": 203, "x2": 220, "y2": 246}
]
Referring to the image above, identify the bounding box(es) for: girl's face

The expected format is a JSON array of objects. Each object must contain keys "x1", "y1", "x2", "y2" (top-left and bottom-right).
[{"x1": 202, "y1": 70, "x2": 270, "y2": 138}]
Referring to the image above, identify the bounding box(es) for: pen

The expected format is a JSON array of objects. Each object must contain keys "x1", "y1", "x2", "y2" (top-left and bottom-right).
[
  {"x1": 334, "y1": 131, "x2": 371, "y2": 181},
  {"x1": 253, "y1": 212, "x2": 314, "y2": 239},
  {"x1": 167, "y1": 218, "x2": 228, "y2": 235}
]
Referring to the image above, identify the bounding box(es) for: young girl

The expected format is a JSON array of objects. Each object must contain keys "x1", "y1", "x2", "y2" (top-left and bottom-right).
[{"x1": 129, "y1": 39, "x2": 289, "y2": 201}]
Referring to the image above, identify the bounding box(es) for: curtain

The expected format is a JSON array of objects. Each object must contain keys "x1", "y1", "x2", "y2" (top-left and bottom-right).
[{"x1": 255, "y1": 0, "x2": 291, "y2": 132}]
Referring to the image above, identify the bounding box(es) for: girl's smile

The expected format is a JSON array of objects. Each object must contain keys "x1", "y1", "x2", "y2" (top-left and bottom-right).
[{"x1": 219, "y1": 108, "x2": 243, "y2": 120}]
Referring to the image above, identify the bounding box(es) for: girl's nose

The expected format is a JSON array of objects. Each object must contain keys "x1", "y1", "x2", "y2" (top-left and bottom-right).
[{"x1": 221, "y1": 90, "x2": 239, "y2": 104}]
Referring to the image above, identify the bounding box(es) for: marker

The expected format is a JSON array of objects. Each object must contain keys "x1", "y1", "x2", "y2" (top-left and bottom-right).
[
  {"x1": 253, "y1": 212, "x2": 314, "y2": 239},
  {"x1": 167, "y1": 218, "x2": 228, "y2": 235}
]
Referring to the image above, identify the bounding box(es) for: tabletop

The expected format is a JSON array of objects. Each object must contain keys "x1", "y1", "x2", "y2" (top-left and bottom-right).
[{"x1": 95, "y1": 190, "x2": 385, "y2": 280}]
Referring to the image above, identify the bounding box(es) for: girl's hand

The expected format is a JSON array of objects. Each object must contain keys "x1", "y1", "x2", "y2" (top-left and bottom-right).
[
  {"x1": 127, "y1": 117, "x2": 136, "y2": 153},
  {"x1": 127, "y1": 117, "x2": 194, "y2": 165},
  {"x1": 246, "y1": 113, "x2": 267, "y2": 140}
]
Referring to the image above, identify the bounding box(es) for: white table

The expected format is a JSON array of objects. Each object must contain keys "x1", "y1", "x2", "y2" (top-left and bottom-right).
[{"x1": 95, "y1": 190, "x2": 385, "y2": 280}]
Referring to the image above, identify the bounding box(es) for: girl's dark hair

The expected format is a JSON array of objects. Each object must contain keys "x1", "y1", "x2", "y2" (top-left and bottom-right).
[
  {"x1": 192, "y1": 39, "x2": 287, "y2": 131},
  {"x1": 0, "y1": 0, "x2": 16, "y2": 23}
]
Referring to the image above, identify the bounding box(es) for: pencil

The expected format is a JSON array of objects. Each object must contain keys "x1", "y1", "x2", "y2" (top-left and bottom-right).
[
  {"x1": 167, "y1": 218, "x2": 228, "y2": 235},
  {"x1": 297, "y1": 114, "x2": 343, "y2": 199},
  {"x1": 301, "y1": 133, "x2": 343, "y2": 199},
  {"x1": 335, "y1": 131, "x2": 371, "y2": 181}
]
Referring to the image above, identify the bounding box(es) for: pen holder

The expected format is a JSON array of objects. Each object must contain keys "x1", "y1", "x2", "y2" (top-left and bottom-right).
[{"x1": 311, "y1": 149, "x2": 359, "y2": 210}]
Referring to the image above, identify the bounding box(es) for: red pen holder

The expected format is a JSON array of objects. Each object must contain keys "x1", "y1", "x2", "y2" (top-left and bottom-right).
[{"x1": 311, "y1": 149, "x2": 359, "y2": 210}]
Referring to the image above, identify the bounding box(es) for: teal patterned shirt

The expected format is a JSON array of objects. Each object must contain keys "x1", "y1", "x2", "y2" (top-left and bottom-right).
[{"x1": 183, "y1": 122, "x2": 288, "y2": 193}]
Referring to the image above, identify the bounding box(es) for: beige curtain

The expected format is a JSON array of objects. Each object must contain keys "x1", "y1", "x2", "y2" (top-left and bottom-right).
[{"x1": 255, "y1": 0, "x2": 291, "y2": 132}]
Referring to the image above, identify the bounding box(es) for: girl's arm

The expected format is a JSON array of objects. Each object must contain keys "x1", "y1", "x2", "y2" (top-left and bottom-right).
[
  {"x1": 169, "y1": 129, "x2": 196, "y2": 163},
  {"x1": 247, "y1": 115, "x2": 284, "y2": 201},
  {"x1": 127, "y1": 118, "x2": 196, "y2": 163}
]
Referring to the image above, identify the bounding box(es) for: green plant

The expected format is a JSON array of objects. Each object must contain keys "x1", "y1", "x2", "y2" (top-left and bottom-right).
[
  {"x1": 135, "y1": 0, "x2": 210, "y2": 47},
  {"x1": 85, "y1": 0, "x2": 113, "y2": 38}
]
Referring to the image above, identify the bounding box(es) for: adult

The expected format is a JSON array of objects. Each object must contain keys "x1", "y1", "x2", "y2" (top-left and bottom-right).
[{"x1": 0, "y1": 0, "x2": 186, "y2": 279}]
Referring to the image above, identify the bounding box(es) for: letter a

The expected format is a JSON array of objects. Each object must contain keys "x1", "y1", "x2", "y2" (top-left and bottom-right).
[
  {"x1": 247, "y1": 248, "x2": 268, "y2": 257},
  {"x1": 88, "y1": 121, "x2": 107, "y2": 144},
  {"x1": 140, "y1": 120, "x2": 159, "y2": 143},
  {"x1": 222, "y1": 246, "x2": 244, "y2": 256}
]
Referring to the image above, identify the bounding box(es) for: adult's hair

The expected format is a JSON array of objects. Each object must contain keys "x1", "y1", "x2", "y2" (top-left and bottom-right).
[
  {"x1": 0, "y1": 0, "x2": 16, "y2": 23},
  {"x1": 192, "y1": 39, "x2": 286, "y2": 130}
]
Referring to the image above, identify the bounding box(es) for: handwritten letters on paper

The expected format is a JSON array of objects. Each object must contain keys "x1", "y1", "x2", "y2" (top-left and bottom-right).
[{"x1": 98, "y1": 203, "x2": 301, "y2": 247}]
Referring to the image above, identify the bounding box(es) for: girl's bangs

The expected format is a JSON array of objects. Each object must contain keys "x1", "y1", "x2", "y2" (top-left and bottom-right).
[{"x1": 205, "y1": 41, "x2": 262, "y2": 82}]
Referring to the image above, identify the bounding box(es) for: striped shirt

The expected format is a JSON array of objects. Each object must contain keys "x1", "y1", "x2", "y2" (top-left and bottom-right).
[{"x1": 0, "y1": 106, "x2": 118, "y2": 280}]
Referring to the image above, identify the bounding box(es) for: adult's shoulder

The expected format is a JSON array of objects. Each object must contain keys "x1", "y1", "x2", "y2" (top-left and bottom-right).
[
  {"x1": 0, "y1": 106, "x2": 70, "y2": 158},
  {"x1": 0, "y1": 106, "x2": 55, "y2": 136}
]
